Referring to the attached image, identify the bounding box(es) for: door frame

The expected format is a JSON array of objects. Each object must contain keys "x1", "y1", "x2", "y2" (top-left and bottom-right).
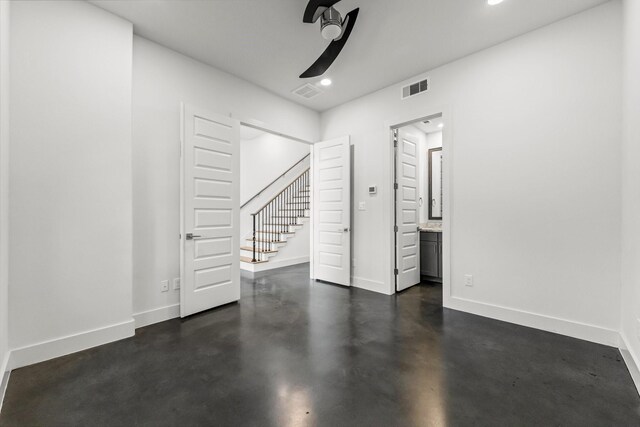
[{"x1": 385, "y1": 106, "x2": 452, "y2": 306}]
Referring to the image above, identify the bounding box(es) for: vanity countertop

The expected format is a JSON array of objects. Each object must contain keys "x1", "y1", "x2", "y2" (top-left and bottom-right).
[
  {"x1": 420, "y1": 228, "x2": 442, "y2": 233},
  {"x1": 419, "y1": 223, "x2": 442, "y2": 233}
]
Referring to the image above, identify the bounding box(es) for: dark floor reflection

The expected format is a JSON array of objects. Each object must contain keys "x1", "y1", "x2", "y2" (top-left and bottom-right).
[{"x1": 1, "y1": 264, "x2": 639, "y2": 426}]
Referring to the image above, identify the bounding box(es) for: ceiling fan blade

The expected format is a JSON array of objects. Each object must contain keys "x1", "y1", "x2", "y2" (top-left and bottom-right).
[
  {"x1": 300, "y1": 8, "x2": 359, "y2": 79},
  {"x1": 303, "y1": 0, "x2": 342, "y2": 23}
]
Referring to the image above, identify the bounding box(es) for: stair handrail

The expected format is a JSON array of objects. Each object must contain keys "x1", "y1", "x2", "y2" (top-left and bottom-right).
[
  {"x1": 251, "y1": 168, "x2": 310, "y2": 216},
  {"x1": 240, "y1": 153, "x2": 310, "y2": 209},
  {"x1": 249, "y1": 168, "x2": 310, "y2": 263}
]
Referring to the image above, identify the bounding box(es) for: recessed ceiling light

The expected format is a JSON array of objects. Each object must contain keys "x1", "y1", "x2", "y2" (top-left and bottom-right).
[
  {"x1": 488, "y1": 0, "x2": 504, "y2": 5},
  {"x1": 438, "y1": 123, "x2": 444, "y2": 128},
  {"x1": 320, "y1": 78, "x2": 332, "y2": 86}
]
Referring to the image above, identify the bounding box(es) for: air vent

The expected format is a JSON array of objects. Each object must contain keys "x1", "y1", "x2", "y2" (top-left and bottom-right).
[
  {"x1": 401, "y1": 78, "x2": 429, "y2": 100},
  {"x1": 292, "y1": 83, "x2": 323, "y2": 99}
]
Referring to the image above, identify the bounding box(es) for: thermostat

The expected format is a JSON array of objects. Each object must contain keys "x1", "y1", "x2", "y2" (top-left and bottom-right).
[{"x1": 368, "y1": 186, "x2": 377, "y2": 194}]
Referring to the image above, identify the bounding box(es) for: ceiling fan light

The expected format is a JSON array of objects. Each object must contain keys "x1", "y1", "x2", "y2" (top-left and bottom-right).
[
  {"x1": 320, "y1": 7, "x2": 343, "y2": 40},
  {"x1": 321, "y1": 23, "x2": 342, "y2": 40}
]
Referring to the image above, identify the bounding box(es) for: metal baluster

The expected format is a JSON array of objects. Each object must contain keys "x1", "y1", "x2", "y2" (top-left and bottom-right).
[
  {"x1": 308, "y1": 170, "x2": 310, "y2": 211},
  {"x1": 268, "y1": 202, "x2": 272, "y2": 254},
  {"x1": 252, "y1": 214, "x2": 256, "y2": 262},
  {"x1": 279, "y1": 193, "x2": 282, "y2": 235},
  {"x1": 260, "y1": 210, "x2": 264, "y2": 258}
]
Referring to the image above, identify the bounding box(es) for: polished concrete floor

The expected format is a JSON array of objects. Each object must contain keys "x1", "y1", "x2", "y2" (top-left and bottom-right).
[{"x1": 1, "y1": 263, "x2": 639, "y2": 426}]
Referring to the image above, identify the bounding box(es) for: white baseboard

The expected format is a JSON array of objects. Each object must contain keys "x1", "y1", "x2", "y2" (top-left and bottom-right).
[
  {"x1": 619, "y1": 332, "x2": 640, "y2": 396},
  {"x1": 446, "y1": 296, "x2": 619, "y2": 347},
  {"x1": 134, "y1": 304, "x2": 180, "y2": 329},
  {"x1": 0, "y1": 351, "x2": 7, "y2": 376},
  {"x1": 352, "y1": 276, "x2": 392, "y2": 295},
  {"x1": 7, "y1": 319, "x2": 135, "y2": 370},
  {"x1": 0, "y1": 370, "x2": 9, "y2": 416},
  {"x1": 241, "y1": 256, "x2": 309, "y2": 273},
  {"x1": 0, "y1": 352, "x2": 9, "y2": 414}
]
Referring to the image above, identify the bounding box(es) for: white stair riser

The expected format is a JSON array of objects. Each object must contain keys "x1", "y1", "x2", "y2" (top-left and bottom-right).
[{"x1": 240, "y1": 248, "x2": 279, "y2": 258}]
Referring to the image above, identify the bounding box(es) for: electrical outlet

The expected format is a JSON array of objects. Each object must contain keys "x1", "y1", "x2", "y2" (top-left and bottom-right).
[
  {"x1": 161, "y1": 280, "x2": 169, "y2": 292},
  {"x1": 173, "y1": 278, "x2": 180, "y2": 290},
  {"x1": 464, "y1": 274, "x2": 473, "y2": 287},
  {"x1": 358, "y1": 201, "x2": 366, "y2": 211}
]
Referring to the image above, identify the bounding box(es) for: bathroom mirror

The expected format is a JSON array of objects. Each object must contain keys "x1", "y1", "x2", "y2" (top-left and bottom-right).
[{"x1": 428, "y1": 148, "x2": 443, "y2": 220}]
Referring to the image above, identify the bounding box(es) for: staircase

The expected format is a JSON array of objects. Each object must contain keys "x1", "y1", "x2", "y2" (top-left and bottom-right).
[{"x1": 240, "y1": 168, "x2": 310, "y2": 268}]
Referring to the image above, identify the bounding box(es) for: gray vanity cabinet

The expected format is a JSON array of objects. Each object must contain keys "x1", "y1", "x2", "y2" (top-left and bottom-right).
[{"x1": 420, "y1": 231, "x2": 442, "y2": 282}]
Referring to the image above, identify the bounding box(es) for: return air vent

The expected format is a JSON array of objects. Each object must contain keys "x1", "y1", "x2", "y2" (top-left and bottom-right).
[
  {"x1": 401, "y1": 78, "x2": 429, "y2": 99},
  {"x1": 292, "y1": 83, "x2": 323, "y2": 99}
]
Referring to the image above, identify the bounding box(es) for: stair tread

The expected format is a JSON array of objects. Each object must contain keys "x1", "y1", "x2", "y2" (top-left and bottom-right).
[
  {"x1": 240, "y1": 256, "x2": 268, "y2": 264},
  {"x1": 240, "y1": 246, "x2": 278, "y2": 254}
]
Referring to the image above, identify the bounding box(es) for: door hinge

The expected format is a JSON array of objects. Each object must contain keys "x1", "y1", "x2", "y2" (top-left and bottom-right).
[
  {"x1": 394, "y1": 183, "x2": 398, "y2": 190},
  {"x1": 393, "y1": 129, "x2": 398, "y2": 147},
  {"x1": 394, "y1": 268, "x2": 399, "y2": 276},
  {"x1": 394, "y1": 225, "x2": 399, "y2": 232}
]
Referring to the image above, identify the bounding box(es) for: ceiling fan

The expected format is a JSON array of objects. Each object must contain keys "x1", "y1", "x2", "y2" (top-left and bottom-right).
[{"x1": 300, "y1": 0, "x2": 360, "y2": 79}]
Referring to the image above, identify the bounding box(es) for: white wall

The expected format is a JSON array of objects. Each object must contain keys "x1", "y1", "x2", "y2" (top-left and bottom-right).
[
  {"x1": 620, "y1": 0, "x2": 640, "y2": 379},
  {"x1": 9, "y1": 1, "x2": 134, "y2": 367},
  {"x1": 132, "y1": 36, "x2": 319, "y2": 324},
  {"x1": 321, "y1": 2, "x2": 623, "y2": 345},
  {"x1": 241, "y1": 132, "x2": 310, "y2": 204},
  {"x1": 418, "y1": 130, "x2": 443, "y2": 225},
  {"x1": 0, "y1": 0, "x2": 10, "y2": 375}
]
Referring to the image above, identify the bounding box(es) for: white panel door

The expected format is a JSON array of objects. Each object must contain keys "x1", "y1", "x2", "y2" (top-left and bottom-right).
[
  {"x1": 313, "y1": 136, "x2": 351, "y2": 286},
  {"x1": 396, "y1": 128, "x2": 421, "y2": 291},
  {"x1": 181, "y1": 104, "x2": 240, "y2": 317}
]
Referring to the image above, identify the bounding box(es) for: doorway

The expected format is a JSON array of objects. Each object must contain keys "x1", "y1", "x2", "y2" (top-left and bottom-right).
[
  {"x1": 391, "y1": 112, "x2": 448, "y2": 299},
  {"x1": 179, "y1": 104, "x2": 316, "y2": 318},
  {"x1": 238, "y1": 124, "x2": 313, "y2": 273},
  {"x1": 179, "y1": 104, "x2": 351, "y2": 318}
]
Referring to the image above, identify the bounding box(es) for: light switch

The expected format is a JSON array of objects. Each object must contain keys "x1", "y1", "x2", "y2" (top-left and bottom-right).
[{"x1": 358, "y1": 201, "x2": 366, "y2": 211}]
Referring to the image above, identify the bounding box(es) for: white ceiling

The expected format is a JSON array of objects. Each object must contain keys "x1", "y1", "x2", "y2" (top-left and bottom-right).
[
  {"x1": 90, "y1": 0, "x2": 609, "y2": 112},
  {"x1": 415, "y1": 117, "x2": 444, "y2": 134}
]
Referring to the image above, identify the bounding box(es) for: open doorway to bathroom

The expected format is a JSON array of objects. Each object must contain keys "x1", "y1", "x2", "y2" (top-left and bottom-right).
[{"x1": 392, "y1": 113, "x2": 446, "y2": 299}]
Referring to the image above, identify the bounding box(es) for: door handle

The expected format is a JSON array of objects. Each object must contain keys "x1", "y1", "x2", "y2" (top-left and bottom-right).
[
  {"x1": 186, "y1": 233, "x2": 202, "y2": 240},
  {"x1": 342, "y1": 227, "x2": 350, "y2": 232}
]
